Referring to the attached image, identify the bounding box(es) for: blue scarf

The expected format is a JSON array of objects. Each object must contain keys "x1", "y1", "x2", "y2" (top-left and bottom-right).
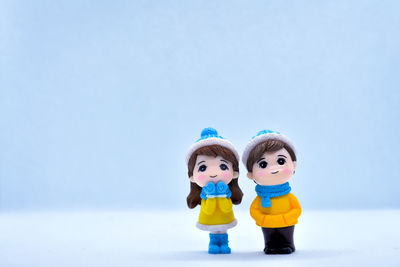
[{"x1": 255, "y1": 182, "x2": 291, "y2": 208}]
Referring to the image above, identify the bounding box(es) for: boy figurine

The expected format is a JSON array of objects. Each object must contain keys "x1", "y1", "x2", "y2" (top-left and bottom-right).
[{"x1": 242, "y1": 130, "x2": 301, "y2": 254}]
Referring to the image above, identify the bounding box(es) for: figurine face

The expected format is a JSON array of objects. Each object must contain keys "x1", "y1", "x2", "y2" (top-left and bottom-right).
[
  {"x1": 247, "y1": 148, "x2": 297, "y2": 185},
  {"x1": 190, "y1": 154, "x2": 239, "y2": 187}
]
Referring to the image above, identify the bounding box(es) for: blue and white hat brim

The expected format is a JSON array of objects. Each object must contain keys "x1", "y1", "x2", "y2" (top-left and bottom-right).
[
  {"x1": 242, "y1": 131, "x2": 296, "y2": 167},
  {"x1": 185, "y1": 137, "x2": 239, "y2": 165}
]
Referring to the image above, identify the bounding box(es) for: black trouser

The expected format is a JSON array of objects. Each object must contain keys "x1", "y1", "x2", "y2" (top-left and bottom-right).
[{"x1": 262, "y1": 225, "x2": 295, "y2": 251}]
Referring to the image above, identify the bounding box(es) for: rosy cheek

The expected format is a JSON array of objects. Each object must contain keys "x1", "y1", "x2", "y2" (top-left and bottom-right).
[
  {"x1": 283, "y1": 168, "x2": 291, "y2": 174},
  {"x1": 256, "y1": 171, "x2": 265, "y2": 177},
  {"x1": 197, "y1": 174, "x2": 206, "y2": 180},
  {"x1": 222, "y1": 173, "x2": 231, "y2": 179}
]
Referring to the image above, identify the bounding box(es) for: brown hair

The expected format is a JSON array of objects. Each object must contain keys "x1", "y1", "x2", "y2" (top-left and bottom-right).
[
  {"x1": 246, "y1": 139, "x2": 296, "y2": 172},
  {"x1": 186, "y1": 145, "x2": 243, "y2": 209}
]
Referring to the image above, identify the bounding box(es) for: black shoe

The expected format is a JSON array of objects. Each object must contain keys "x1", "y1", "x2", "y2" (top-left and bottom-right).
[{"x1": 264, "y1": 247, "x2": 293, "y2": 255}]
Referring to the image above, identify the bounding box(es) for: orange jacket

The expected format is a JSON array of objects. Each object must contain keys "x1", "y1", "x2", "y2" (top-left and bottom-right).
[{"x1": 250, "y1": 193, "x2": 301, "y2": 228}]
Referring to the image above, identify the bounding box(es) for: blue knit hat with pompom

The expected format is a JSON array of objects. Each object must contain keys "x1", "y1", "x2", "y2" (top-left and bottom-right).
[
  {"x1": 242, "y1": 129, "x2": 296, "y2": 168},
  {"x1": 185, "y1": 128, "x2": 239, "y2": 164}
]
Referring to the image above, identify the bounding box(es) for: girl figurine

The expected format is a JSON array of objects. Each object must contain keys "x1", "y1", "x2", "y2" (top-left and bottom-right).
[
  {"x1": 186, "y1": 127, "x2": 243, "y2": 254},
  {"x1": 242, "y1": 130, "x2": 301, "y2": 254}
]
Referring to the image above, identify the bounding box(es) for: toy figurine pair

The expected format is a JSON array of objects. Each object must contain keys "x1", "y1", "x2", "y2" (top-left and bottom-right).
[{"x1": 186, "y1": 128, "x2": 301, "y2": 255}]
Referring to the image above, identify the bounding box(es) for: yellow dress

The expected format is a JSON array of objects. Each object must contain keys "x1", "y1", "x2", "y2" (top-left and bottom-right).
[{"x1": 196, "y1": 197, "x2": 237, "y2": 232}]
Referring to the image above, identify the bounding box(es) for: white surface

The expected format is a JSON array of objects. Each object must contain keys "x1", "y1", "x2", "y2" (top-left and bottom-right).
[{"x1": 1, "y1": 209, "x2": 399, "y2": 267}]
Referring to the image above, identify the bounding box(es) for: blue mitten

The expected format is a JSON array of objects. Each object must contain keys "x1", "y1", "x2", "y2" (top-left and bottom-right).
[
  {"x1": 216, "y1": 181, "x2": 232, "y2": 198},
  {"x1": 216, "y1": 181, "x2": 228, "y2": 194},
  {"x1": 200, "y1": 182, "x2": 216, "y2": 200}
]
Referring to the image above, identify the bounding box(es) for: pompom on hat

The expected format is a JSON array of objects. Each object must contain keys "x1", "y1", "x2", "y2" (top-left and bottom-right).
[
  {"x1": 185, "y1": 128, "x2": 239, "y2": 165},
  {"x1": 242, "y1": 130, "x2": 297, "y2": 166}
]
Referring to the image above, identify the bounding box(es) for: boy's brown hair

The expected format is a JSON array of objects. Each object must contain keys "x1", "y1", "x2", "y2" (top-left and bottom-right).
[
  {"x1": 186, "y1": 145, "x2": 243, "y2": 209},
  {"x1": 246, "y1": 139, "x2": 296, "y2": 172}
]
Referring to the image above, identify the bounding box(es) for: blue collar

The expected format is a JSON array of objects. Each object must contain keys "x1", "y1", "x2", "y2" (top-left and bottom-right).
[{"x1": 255, "y1": 182, "x2": 291, "y2": 208}]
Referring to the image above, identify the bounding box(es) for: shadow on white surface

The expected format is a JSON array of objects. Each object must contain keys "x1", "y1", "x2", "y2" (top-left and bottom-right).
[
  {"x1": 0, "y1": 209, "x2": 399, "y2": 266},
  {"x1": 158, "y1": 248, "x2": 347, "y2": 261}
]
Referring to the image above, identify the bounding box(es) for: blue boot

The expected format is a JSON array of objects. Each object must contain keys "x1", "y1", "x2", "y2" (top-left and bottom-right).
[
  {"x1": 217, "y1": 233, "x2": 231, "y2": 254},
  {"x1": 208, "y1": 233, "x2": 220, "y2": 254}
]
